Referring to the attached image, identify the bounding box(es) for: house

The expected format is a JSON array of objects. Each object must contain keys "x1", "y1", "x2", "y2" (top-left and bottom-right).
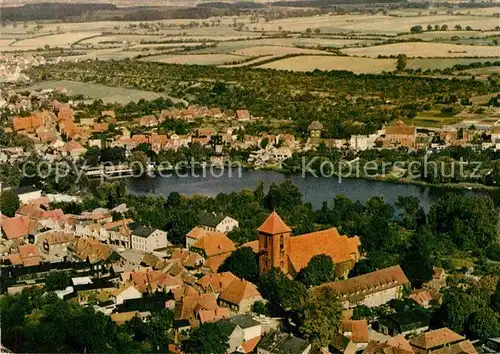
[
  {"x1": 342, "y1": 320, "x2": 369, "y2": 350},
  {"x1": 423, "y1": 267, "x2": 447, "y2": 291},
  {"x1": 378, "y1": 310, "x2": 429, "y2": 336},
  {"x1": 18, "y1": 244, "x2": 41, "y2": 267},
  {"x1": 110, "y1": 311, "x2": 140, "y2": 325},
  {"x1": 198, "y1": 307, "x2": 231, "y2": 324},
  {"x1": 112, "y1": 284, "x2": 143, "y2": 305},
  {"x1": 15, "y1": 185, "x2": 42, "y2": 204},
  {"x1": 408, "y1": 289, "x2": 443, "y2": 308},
  {"x1": 131, "y1": 226, "x2": 168, "y2": 252},
  {"x1": 218, "y1": 277, "x2": 263, "y2": 313},
  {"x1": 257, "y1": 211, "x2": 360, "y2": 278},
  {"x1": 383, "y1": 121, "x2": 416, "y2": 148},
  {"x1": 62, "y1": 141, "x2": 87, "y2": 158},
  {"x1": 217, "y1": 315, "x2": 262, "y2": 353},
  {"x1": 1, "y1": 215, "x2": 36, "y2": 240},
  {"x1": 37, "y1": 230, "x2": 74, "y2": 260},
  {"x1": 491, "y1": 126, "x2": 500, "y2": 143},
  {"x1": 409, "y1": 328, "x2": 466, "y2": 354},
  {"x1": 189, "y1": 229, "x2": 235, "y2": 259},
  {"x1": 199, "y1": 212, "x2": 239, "y2": 234},
  {"x1": 69, "y1": 237, "x2": 113, "y2": 263},
  {"x1": 236, "y1": 110, "x2": 250, "y2": 121},
  {"x1": 195, "y1": 271, "x2": 238, "y2": 295},
  {"x1": 311, "y1": 265, "x2": 409, "y2": 309},
  {"x1": 258, "y1": 330, "x2": 311, "y2": 354},
  {"x1": 430, "y1": 340, "x2": 477, "y2": 354},
  {"x1": 308, "y1": 121, "x2": 323, "y2": 139},
  {"x1": 363, "y1": 335, "x2": 414, "y2": 354}
]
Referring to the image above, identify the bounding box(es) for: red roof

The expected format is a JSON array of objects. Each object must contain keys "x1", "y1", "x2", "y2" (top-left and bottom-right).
[
  {"x1": 342, "y1": 320, "x2": 368, "y2": 343},
  {"x1": 1, "y1": 215, "x2": 34, "y2": 240},
  {"x1": 219, "y1": 278, "x2": 262, "y2": 306},
  {"x1": 257, "y1": 211, "x2": 291, "y2": 235},
  {"x1": 192, "y1": 233, "x2": 235, "y2": 257},
  {"x1": 241, "y1": 336, "x2": 261, "y2": 353}
]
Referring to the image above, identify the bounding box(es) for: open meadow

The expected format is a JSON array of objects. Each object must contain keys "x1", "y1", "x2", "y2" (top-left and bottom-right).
[
  {"x1": 258, "y1": 55, "x2": 396, "y2": 73},
  {"x1": 343, "y1": 42, "x2": 500, "y2": 58},
  {"x1": 21, "y1": 80, "x2": 177, "y2": 104}
]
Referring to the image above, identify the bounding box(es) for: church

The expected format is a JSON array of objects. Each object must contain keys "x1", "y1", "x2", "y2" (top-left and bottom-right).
[{"x1": 255, "y1": 211, "x2": 361, "y2": 278}]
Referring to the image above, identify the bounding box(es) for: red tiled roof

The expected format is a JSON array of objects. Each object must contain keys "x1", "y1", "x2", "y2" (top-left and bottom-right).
[
  {"x1": 19, "y1": 244, "x2": 41, "y2": 267},
  {"x1": 288, "y1": 228, "x2": 360, "y2": 272},
  {"x1": 342, "y1": 320, "x2": 368, "y2": 343},
  {"x1": 242, "y1": 336, "x2": 261, "y2": 353},
  {"x1": 219, "y1": 278, "x2": 261, "y2": 306},
  {"x1": 192, "y1": 233, "x2": 235, "y2": 257},
  {"x1": 313, "y1": 265, "x2": 409, "y2": 300},
  {"x1": 430, "y1": 340, "x2": 477, "y2": 354},
  {"x1": 257, "y1": 211, "x2": 291, "y2": 235},
  {"x1": 1, "y1": 215, "x2": 35, "y2": 240},
  {"x1": 386, "y1": 335, "x2": 413, "y2": 353},
  {"x1": 196, "y1": 272, "x2": 237, "y2": 293},
  {"x1": 198, "y1": 307, "x2": 230, "y2": 324},
  {"x1": 205, "y1": 253, "x2": 230, "y2": 273},
  {"x1": 240, "y1": 240, "x2": 258, "y2": 253},
  {"x1": 410, "y1": 328, "x2": 464, "y2": 350}
]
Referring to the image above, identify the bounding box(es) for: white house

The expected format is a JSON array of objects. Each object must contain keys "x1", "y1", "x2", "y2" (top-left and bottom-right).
[
  {"x1": 131, "y1": 226, "x2": 168, "y2": 252},
  {"x1": 199, "y1": 212, "x2": 239, "y2": 234},
  {"x1": 112, "y1": 285, "x2": 143, "y2": 305},
  {"x1": 14, "y1": 186, "x2": 42, "y2": 204}
]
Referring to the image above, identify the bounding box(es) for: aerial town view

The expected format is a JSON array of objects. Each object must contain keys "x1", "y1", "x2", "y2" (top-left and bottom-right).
[{"x1": 0, "y1": 0, "x2": 499, "y2": 353}]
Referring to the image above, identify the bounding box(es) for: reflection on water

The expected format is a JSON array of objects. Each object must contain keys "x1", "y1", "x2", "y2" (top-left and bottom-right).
[{"x1": 126, "y1": 168, "x2": 489, "y2": 211}]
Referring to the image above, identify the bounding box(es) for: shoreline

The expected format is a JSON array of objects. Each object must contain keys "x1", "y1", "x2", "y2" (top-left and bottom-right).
[{"x1": 116, "y1": 161, "x2": 499, "y2": 192}]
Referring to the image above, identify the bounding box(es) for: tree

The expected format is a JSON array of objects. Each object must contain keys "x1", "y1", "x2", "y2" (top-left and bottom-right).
[
  {"x1": 219, "y1": 247, "x2": 259, "y2": 283},
  {"x1": 465, "y1": 25, "x2": 473, "y2": 31},
  {"x1": 314, "y1": 28, "x2": 321, "y2": 35},
  {"x1": 297, "y1": 254, "x2": 336, "y2": 287},
  {"x1": 428, "y1": 194, "x2": 498, "y2": 251},
  {"x1": 397, "y1": 54, "x2": 408, "y2": 71},
  {"x1": 410, "y1": 25, "x2": 423, "y2": 34},
  {"x1": 182, "y1": 322, "x2": 229, "y2": 354},
  {"x1": 427, "y1": 24, "x2": 433, "y2": 31},
  {"x1": 305, "y1": 28, "x2": 312, "y2": 34},
  {"x1": 299, "y1": 286, "x2": 342, "y2": 347},
  {"x1": 441, "y1": 24, "x2": 448, "y2": 31},
  {"x1": 434, "y1": 24, "x2": 440, "y2": 31},
  {"x1": 259, "y1": 268, "x2": 306, "y2": 311},
  {"x1": 467, "y1": 307, "x2": 500, "y2": 340},
  {"x1": 129, "y1": 150, "x2": 148, "y2": 176},
  {"x1": 395, "y1": 195, "x2": 424, "y2": 229},
  {"x1": 435, "y1": 292, "x2": 487, "y2": 333},
  {"x1": 44, "y1": 272, "x2": 71, "y2": 291},
  {"x1": 0, "y1": 190, "x2": 20, "y2": 217},
  {"x1": 455, "y1": 25, "x2": 462, "y2": 31}
]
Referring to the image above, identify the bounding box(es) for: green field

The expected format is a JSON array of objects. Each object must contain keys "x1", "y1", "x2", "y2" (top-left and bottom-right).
[
  {"x1": 404, "y1": 110, "x2": 464, "y2": 128},
  {"x1": 21, "y1": 80, "x2": 177, "y2": 104},
  {"x1": 408, "y1": 58, "x2": 500, "y2": 70}
]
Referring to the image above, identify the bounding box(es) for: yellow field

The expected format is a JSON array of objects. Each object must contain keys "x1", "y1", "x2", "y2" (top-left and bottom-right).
[
  {"x1": 343, "y1": 42, "x2": 500, "y2": 58},
  {"x1": 258, "y1": 55, "x2": 396, "y2": 73},
  {"x1": 400, "y1": 31, "x2": 500, "y2": 40},
  {"x1": 261, "y1": 14, "x2": 500, "y2": 34},
  {"x1": 233, "y1": 45, "x2": 332, "y2": 56},
  {"x1": 10, "y1": 32, "x2": 101, "y2": 50},
  {"x1": 141, "y1": 53, "x2": 246, "y2": 65}
]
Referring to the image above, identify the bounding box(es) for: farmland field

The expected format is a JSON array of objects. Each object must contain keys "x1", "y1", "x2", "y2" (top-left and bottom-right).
[
  {"x1": 407, "y1": 58, "x2": 500, "y2": 70},
  {"x1": 140, "y1": 53, "x2": 247, "y2": 65},
  {"x1": 233, "y1": 45, "x2": 332, "y2": 56},
  {"x1": 400, "y1": 31, "x2": 500, "y2": 41},
  {"x1": 403, "y1": 111, "x2": 465, "y2": 128},
  {"x1": 21, "y1": 80, "x2": 176, "y2": 104},
  {"x1": 9, "y1": 32, "x2": 101, "y2": 50},
  {"x1": 258, "y1": 55, "x2": 396, "y2": 74},
  {"x1": 343, "y1": 42, "x2": 500, "y2": 58},
  {"x1": 260, "y1": 14, "x2": 500, "y2": 34}
]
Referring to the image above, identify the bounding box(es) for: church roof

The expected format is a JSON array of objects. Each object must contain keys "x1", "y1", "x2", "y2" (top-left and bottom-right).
[
  {"x1": 257, "y1": 211, "x2": 291, "y2": 235},
  {"x1": 288, "y1": 228, "x2": 360, "y2": 272}
]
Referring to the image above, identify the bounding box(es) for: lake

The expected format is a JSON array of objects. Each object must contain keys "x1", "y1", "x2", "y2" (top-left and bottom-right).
[{"x1": 126, "y1": 168, "x2": 489, "y2": 211}]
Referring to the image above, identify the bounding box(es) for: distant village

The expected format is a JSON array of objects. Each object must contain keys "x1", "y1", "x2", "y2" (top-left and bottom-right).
[{"x1": 1, "y1": 83, "x2": 500, "y2": 173}]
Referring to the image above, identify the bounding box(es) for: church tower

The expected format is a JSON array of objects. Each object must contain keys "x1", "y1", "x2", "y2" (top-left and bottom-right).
[{"x1": 257, "y1": 211, "x2": 292, "y2": 275}]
